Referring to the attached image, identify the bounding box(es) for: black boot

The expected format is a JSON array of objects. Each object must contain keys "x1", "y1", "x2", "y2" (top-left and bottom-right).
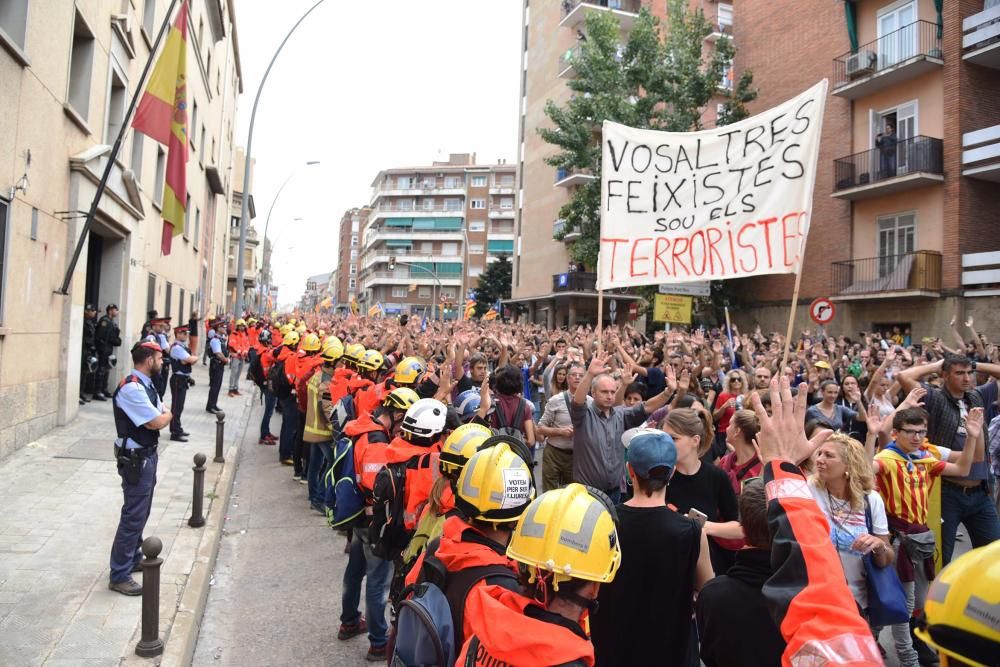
[{"x1": 910, "y1": 617, "x2": 939, "y2": 665}]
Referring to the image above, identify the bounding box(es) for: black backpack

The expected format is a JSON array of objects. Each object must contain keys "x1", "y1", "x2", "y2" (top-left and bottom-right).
[
  {"x1": 492, "y1": 398, "x2": 527, "y2": 440},
  {"x1": 268, "y1": 358, "x2": 293, "y2": 399},
  {"x1": 370, "y1": 459, "x2": 413, "y2": 562},
  {"x1": 248, "y1": 352, "x2": 267, "y2": 389}
]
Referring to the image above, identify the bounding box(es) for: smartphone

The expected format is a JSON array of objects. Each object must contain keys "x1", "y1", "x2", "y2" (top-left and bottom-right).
[{"x1": 687, "y1": 508, "x2": 708, "y2": 527}]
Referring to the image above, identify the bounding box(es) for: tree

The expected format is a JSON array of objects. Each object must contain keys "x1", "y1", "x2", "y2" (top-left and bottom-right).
[
  {"x1": 473, "y1": 255, "x2": 512, "y2": 316},
  {"x1": 540, "y1": 0, "x2": 757, "y2": 270}
]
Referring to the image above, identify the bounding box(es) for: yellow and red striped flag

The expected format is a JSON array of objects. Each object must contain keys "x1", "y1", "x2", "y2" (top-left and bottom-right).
[
  {"x1": 463, "y1": 299, "x2": 476, "y2": 320},
  {"x1": 132, "y1": 1, "x2": 189, "y2": 255}
]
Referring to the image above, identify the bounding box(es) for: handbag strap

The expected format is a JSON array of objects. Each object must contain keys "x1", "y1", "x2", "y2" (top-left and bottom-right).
[{"x1": 863, "y1": 494, "x2": 874, "y2": 534}]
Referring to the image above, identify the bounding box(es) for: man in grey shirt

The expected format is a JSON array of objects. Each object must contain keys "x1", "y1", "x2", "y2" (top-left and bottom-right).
[
  {"x1": 571, "y1": 352, "x2": 675, "y2": 503},
  {"x1": 537, "y1": 361, "x2": 587, "y2": 491}
]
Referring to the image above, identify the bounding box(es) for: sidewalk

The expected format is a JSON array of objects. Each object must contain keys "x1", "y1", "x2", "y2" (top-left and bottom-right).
[{"x1": 0, "y1": 362, "x2": 260, "y2": 666}]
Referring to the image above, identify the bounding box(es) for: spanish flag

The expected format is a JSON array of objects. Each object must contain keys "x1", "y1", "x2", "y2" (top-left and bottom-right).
[{"x1": 132, "y1": 1, "x2": 188, "y2": 255}]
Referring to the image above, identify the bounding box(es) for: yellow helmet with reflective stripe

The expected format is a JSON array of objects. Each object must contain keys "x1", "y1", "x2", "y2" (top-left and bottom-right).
[
  {"x1": 915, "y1": 541, "x2": 1000, "y2": 667},
  {"x1": 455, "y1": 443, "x2": 535, "y2": 524},
  {"x1": 344, "y1": 343, "x2": 366, "y2": 365},
  {"x1": 383, "y1": 387, "x2": 419, "y2": 412},
  {"x1": 393, "y1": 356, "x2": 426, "y2": 385},
  {"x1": 282, "y1": 330, "x2": 300, "y2": 347},
  {"x1": 358, "y1": 349, "x2": 384, "y2": 372},
  {"x1": 301, "y1": 333, "x2": 322, "y2": 352},
  {"x1": 296, "y1": 324, "x2": 307, "y2": 334},
  {"x1": 440, "y1": 423, "x2": 493, "y2": 475},
  {"x1": 279, "y1": 324, "x2": 294, "y2": 336},
  {"x1": 506, "y1": 483, "x2": 621, "y2": 587},
  {"x1": 288, "y1": 318, "x2": 297, "y2": 325},
  {"x1": 235, "y1": 318, "x2": 247, "y2": 327},
  {"x1": 321, "y1": 336, "x2": 344, "y2": 362}
]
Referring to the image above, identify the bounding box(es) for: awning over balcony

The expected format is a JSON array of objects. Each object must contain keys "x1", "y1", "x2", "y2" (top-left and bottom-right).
[{"x1": 487, "y1": 240, "x2": 514, "y2": 253}]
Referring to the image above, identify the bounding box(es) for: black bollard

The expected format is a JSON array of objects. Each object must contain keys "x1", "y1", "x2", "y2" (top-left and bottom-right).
[
  {"x1": 188, "y1": 453, "x2": 207, "y2": 527},
  {"x1": 214, "y1": 410, "x2": 226, "y2": 463},
  {"x1": 134, "y1": 536, "x2": 164, "y2": 657}
]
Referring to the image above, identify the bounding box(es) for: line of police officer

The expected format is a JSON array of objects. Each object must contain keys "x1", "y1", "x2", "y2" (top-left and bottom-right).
[{"x1": 81, "y1": 303, "x2": 122, "y2": 404}]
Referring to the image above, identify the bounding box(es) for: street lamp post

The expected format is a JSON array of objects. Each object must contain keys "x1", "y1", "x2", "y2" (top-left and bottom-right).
[
  {"x1": 257, "y1": 160, "x2": 318, "y2": 311},
  {"x1": 389, "y1": 257, "x2": 443, "y2": 321},
  {"x1": 234, "y1": 0, "x2": 328, "y2": 317}
]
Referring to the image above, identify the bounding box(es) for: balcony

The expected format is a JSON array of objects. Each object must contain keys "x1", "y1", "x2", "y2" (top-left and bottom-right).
[
  {"x1": 962, "y1": 123, "x2": 1000, "y2": 182},
  {"x1": 553, "y1": 218, "x2": 581, "y2": 242},
  {"x1": 559, "y1": 44, "x2": 583, "y2": 78},
  {"x1": 488, "y1": 207, "x2": 515, "y2": 219},
  {"x1": 488, "y1": 184, "x2": 515, "y2": 195},
  {"x1": 962, "y1": 251, "x2": 1000, "y2": 297},
  {"x1": 963, "y1": 2, "x2": 1000, "y2": 69},
  {"x1": 832, "y1": 135, "x2": 943, "y2": 200},
  {"x1": 364, "y1": 271, "x2": 463, "y2": 287},
  {"x1": 831, "y1": 21, "x2": 943, "y2": 99},
  {"x1": 831, "y1": 250, "x2": 942, "y2": 300},
  {"x1": 553, "y1": 271, "x2": 597, "y2": 292},
  {"x1": 560, "y1": 0, "x2": 641, "y2": 32},
  {"x1": 554, "y1": 168, "x2": 597, "y2": 188},
  {"x1": 366, "y1": 228, "x2": 464, "y2": 245}
]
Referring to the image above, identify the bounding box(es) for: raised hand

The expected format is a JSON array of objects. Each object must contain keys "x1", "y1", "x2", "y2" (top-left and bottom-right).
[
  {"x1": 965, "y1": 407, "x2": 984, "y2": 440},
  {"x1": 900, "y1": 386, "x2": 927, "y2": 410},
  {"x1": 750, "y1": 378, "x2": 831, "y2": 466},
  {"x1": 587, "y1": 352, "x2": 609, "y2": 376}
]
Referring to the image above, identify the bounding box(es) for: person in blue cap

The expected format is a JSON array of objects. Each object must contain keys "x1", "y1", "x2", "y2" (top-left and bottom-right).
[{"x1": 591, "y1": 428, "x2": 714, "y2": 667}]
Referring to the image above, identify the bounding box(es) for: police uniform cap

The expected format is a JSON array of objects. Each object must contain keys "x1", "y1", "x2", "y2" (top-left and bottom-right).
[
  {"x1": 174, "y1": 324, "x2": 190, "y2": 333},
  {"x1": 85, "y1": 303, "x2": 96, "y2": 311}
]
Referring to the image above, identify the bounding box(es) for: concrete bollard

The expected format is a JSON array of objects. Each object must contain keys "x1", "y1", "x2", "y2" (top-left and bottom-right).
[
  {"x1": 134, "y1": 536, "x2": 164, "y2": 657},
  {"x1": 214, "y1": 410, "x2": 226, "y2": 463},
  {"x1": 188, "y1": 453, "x2": 207, "y2": 528}
]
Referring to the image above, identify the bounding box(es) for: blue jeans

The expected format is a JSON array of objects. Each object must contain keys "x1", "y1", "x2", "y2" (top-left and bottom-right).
[
  {"x1": 278, "y1": 396, "x2": 299, "y2": 460},
  {"x1": 109, "y1": 450, "x2": 157, "y2": 583},
  {"x1": 341, "y1": 531, "x2": 391, "y2": 648},
  {"x1": 307, "y1": 441, "x2": 332, "y2": 506},
  {"x1": 940, "y1": 481, "x2": 1000, "y2": 564},
  {"x1": 259, "y1": 389, "x2": 276, "y2": 439}
]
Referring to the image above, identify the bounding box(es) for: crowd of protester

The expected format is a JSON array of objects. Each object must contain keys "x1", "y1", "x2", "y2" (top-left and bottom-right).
[{"x1": 221, "y1": 311, "x2": 999, "y2": 666}]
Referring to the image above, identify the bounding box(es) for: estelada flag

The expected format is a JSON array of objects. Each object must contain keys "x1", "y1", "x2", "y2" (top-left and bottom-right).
[{"x1": 132, "y1": 1, "x2": 189, "y2": 255}]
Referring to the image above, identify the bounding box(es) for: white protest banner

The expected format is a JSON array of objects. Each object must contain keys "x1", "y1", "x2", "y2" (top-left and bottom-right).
[{"x1": 597, "y1": 80, "x2": 828, "y2": 291}]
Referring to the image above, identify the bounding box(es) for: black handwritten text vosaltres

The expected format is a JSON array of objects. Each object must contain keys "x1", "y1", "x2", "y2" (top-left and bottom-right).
[{"x1": 600, "y1": 91, "x2": 821, "y2": 286}]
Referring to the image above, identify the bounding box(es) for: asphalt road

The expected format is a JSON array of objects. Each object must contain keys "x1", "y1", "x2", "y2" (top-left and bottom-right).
[{"x1": 192, "y1": 407, "x2": 372, "y2": 667}]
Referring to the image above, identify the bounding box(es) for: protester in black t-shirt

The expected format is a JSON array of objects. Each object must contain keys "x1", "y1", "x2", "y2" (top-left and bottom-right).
[
  {"x1": 660, "y1": 407, "x2": 742, "y2": 574},
  {"x1": 696, "y1": 478, "x2": 786, "y2": 666},
  {"x1": 591, "y1": 429, "x2": 713, "y2": 667}
]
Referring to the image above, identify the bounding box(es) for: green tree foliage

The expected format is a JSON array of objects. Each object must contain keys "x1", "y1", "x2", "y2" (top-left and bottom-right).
[
  {"x1": 474, "y1": 255, "x2": 512, "y2": 316},
  {"x1": 540, "y1": 0, "x2": 757, "y2": 270}
]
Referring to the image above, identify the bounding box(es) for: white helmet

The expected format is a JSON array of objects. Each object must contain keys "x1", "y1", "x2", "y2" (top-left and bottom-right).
[{"x1": 401, "y1": 398, "x2": 448, "y2": 441}]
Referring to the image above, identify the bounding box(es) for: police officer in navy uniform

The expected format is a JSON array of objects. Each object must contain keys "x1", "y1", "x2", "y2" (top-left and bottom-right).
[
  {"x1": 81, "y1": 304, "x2": 99, "y2": 404},
  {"x1": 206, "y1": 319, "x2": 228, "y2": 414},
  {"x1": 168, "y1": 325, "x2": 197, "y2": 442},
  {"x1": 95, "y1": 304, "x2": 122, "y2": 399},
  {"x1": 144, "y1": 317, "x2": 171, "y2": 400},
  {"x1": 108, "y1": 341, "x2": 172, "y2": 596}
]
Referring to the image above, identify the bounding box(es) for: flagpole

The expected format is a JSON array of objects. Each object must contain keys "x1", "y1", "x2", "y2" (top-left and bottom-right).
[
  {"x1": 56, "y1": 0, "x2": 181, "y2": 296},
  {"x1": 779, "y1": 259, "x2": 806, "y2": 372}
]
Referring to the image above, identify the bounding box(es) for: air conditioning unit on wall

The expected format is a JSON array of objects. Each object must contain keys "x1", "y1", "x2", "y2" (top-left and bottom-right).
[{"x1": 846, "y1": 50, "x2": 876, "y2": 79}]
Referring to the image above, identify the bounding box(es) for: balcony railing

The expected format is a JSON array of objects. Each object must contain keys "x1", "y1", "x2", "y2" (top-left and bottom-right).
[
  {"x1": 553, "y1": 271, "x2": 597, "y2": 292},
  {"x1": 833, "y1": 135, "x2": 943, "y2": 193},
  {"x1": 832, "y1": 20, "x2": 942, "y2": 93},
  {"x1": 831, "y1": 250, "x2": 942, "y2": 296}
]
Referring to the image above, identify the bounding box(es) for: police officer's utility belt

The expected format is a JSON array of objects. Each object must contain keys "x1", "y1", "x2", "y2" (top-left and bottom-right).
[{"x1": 115, "y1": 443, "x2": 158, "y2": 457}]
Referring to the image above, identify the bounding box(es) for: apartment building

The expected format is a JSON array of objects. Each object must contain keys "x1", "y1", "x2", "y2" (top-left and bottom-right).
[
  {"x1": 512, "y1": 0, "x2": 735, "y2": 327},
  {"x1": 0, "y1": 0, "x2": 242, "y2": 458},
  {"x1": 333, "y1": 207, "x2": 367, "y2": 311},
  {"x1": 359, "y1": 154, "x2": 515, "y2": 318},
  {"x1": 225, "y1": 147, "x2": 259, "y2": 313},
  {"x1": 735, "y1": 0, "x2": 1000, "y2": 336}
]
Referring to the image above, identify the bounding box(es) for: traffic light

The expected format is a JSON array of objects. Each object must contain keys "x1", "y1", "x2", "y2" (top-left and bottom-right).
[{"x1": 388, "y1": 256, "x2": 396, "y2": 271}]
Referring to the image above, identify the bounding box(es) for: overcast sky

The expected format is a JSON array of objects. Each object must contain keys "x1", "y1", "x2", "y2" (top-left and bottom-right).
[{"x1": 233, "y1": 1, "x2": 522, "y2": 308}]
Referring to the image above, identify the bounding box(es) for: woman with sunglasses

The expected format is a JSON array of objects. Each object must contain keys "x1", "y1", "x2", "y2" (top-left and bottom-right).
[{"x1": 711, "y1": 370, "x2": 749, "y2": 463}]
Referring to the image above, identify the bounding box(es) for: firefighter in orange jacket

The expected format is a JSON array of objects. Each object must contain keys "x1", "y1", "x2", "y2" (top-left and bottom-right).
[
  {"x1": 403, "y1": 441, "x2": 536, "y2": 652},
  {"x1": 227, "y1": 318, "x2": 250, "y2": 397},
  {"x1": 337, "y1": 387, "x2": 419, "y2": 661},
  {"x1": 380, "y1": 398, "x2": 448, "y2": 531},
  {"x1": 273, "y1": 329, "x2": 301, "y2": 466},
  {"x1": 328, "y1": 343, "x2": 365, "y2": 407},
  {"x1": 355, "y1": 355, "x2": 425, "y2": 419},
  {"x1": 456, "y1": 484, "x2": 622, "y2": 667},
  {"x1": 291, "y1": 333, "x2": 324, "y2": 482}
]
